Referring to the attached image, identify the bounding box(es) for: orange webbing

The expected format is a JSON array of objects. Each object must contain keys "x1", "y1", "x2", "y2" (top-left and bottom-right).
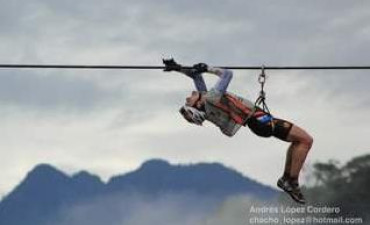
[{"x1": 210, "y1": 94, "x2": 265, "y2": 125}]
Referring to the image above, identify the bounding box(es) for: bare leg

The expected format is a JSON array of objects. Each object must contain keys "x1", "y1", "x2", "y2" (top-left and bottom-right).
[
  {"x1": 284, "y1": 125, "x2": 313, "y2": 182},
  {"x1": 283, "y1": 144, "x2": 293, "y2": 177}
]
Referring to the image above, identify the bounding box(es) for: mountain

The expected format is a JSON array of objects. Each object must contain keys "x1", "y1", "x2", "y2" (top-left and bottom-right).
[
  {"x1": 0, "y1": 159, "x2": 277, "y2": 225},
  {"x1": 108, "y1": 159, "x2": 276, "y2": 198},
  {"x1": 0, "y1": 164, "x2": 105, "y2": 225}
]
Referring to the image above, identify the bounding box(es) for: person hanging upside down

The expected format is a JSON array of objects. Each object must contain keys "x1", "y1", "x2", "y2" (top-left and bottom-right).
[{"x1": 163, "y1": 58, "x2": 313, "y2": 204}]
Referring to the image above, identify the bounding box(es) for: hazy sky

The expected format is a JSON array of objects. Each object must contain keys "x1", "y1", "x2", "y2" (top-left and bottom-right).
[{"x1": 0, "y1": 0, "x2": 369, "y2": 196}]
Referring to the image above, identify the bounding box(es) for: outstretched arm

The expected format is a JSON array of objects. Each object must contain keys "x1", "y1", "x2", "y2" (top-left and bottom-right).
[
  {"x1": 163, "y1": 59, "x2": 207, "y2": 92},
  {"x1": 190, "y1": 62, "x2": 233, "y2": 93},
  {"x1": 177, "y1": 68, "x2": 208, "y2": 92},
  {"x1": 207, "y1": 67, "x2": 233, "y2": 94}
]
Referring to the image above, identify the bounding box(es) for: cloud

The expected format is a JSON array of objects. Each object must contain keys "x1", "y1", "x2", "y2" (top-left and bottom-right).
[
  {"x1": 0, "y1": 70, "x2": 125, "y2": 112},
  {"x1": 1, "y1": 0, "x2": 370, "y2": 196}
]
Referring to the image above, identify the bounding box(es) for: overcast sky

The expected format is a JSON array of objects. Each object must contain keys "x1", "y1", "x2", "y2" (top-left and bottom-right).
[{"x1": 0, "y1": 0, "x2": 369, "y2": 196}]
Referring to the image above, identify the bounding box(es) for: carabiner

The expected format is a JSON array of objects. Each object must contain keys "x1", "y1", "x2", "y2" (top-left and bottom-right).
[{"x1": 258, "y1": 65, "x2": 266, "y2": 85}]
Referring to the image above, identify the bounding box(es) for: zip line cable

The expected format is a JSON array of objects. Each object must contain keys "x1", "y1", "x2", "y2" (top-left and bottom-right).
[{"x1": 1, "y1": 64, "x2": 370, "y2": 70}]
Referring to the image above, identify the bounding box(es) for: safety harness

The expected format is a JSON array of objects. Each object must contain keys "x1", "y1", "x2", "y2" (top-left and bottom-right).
[
  {"x1": 244, "y1": 66, "x2": 273, "y2": 120},
  {"x1": 207, "y1": 66, "x2": 275, "y2": 131},
  {"x1": 248, "y1": 65, "x2": 275, "y2": 132}
]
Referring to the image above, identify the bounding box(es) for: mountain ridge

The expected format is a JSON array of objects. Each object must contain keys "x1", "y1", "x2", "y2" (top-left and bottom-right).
[{"x1": 0, "y1": 159, "x2": 278, "y2": 225}]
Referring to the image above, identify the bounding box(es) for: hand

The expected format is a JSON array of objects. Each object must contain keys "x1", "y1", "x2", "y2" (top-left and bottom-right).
[
  {"x1": 193, "y1": 63, "x2": 208, "y2": 73},
  {"x1": 163, "y1": 58, "x2": 182, "y2": 72}
]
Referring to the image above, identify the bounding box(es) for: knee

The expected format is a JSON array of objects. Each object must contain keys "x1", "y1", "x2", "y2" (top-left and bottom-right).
[
  {"x1": 303, "y1": 134, "x2": 314, "y2": 150},
  {"x1": 292, "y1": 132, "x2": 313, "y2": 151}
]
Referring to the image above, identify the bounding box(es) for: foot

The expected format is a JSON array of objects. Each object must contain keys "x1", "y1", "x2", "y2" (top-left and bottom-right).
[
  {"x1": 163, "y1": 58, "x2": 182, "y2": 72},
  {"x1": 277, "y1": 177, "x2": 306, "y2": 204}
]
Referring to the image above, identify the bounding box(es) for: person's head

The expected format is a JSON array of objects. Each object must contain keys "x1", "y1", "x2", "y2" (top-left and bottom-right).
[
  {"x1": 179, "y1": 105, "x2": 205, "y2": 126},
  {"x1": 179, "y1": 91, "x2": 206, "y2": 125}
]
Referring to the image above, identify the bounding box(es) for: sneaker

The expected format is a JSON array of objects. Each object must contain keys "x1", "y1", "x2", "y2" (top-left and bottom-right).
[{"x1": 277, "y1": 177, "x2": 306, "y2": 204}]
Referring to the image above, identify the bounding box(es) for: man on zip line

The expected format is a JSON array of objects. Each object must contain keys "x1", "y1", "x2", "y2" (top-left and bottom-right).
[{"x1": 163, "y1": 58, "x2": 313, "y2": 204}]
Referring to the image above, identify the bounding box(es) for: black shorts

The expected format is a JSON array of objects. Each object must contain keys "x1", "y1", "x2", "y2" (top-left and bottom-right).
[{"x1": 247, "y1": 116, "x2": 293, "y2": 141}]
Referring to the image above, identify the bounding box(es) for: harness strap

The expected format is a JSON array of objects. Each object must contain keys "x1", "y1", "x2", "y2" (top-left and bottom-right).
[
  {"x1": 208, "y1": 94, "x2": 265, "y2": 125},
  {"x1": 244, "y1": 66, "x2": 275, "y2": 131}
]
